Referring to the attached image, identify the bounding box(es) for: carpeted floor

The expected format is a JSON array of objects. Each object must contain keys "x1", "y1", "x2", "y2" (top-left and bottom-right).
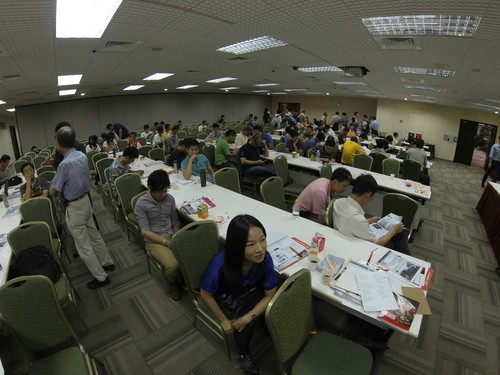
[{"x1": 2, "y1": 159, "x2": 500, "y2": 375}]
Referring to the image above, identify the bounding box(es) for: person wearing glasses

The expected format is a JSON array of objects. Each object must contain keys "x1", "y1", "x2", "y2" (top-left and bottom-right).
[{"x1": 134, "y1": 169, "x2": 181, "y2": 301}]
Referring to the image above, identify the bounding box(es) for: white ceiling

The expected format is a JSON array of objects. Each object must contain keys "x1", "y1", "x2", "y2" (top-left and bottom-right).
[{"x1": 1, "y1": 0, "x2": 500, "y2": 113}]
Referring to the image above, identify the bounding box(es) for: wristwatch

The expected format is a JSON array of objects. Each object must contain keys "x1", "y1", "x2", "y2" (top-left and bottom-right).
[{"x1": 249, "y1": 311, "x2": 257, "y2": 321}]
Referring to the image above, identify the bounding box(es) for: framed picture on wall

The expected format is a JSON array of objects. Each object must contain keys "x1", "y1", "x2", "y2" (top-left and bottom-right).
[{"x1": 278, "y1": 102, "x2": 301, "y2": 115}]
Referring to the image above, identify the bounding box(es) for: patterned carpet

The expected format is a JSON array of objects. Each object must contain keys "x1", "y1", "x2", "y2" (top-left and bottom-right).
[{"x1": 2, "y1": 159, "x2": 499, "y2": 374}]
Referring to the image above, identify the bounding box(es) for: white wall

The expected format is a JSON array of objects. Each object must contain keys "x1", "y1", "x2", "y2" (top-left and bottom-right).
[{"x1": 0, "y1": 115, "x2": 16, "y2": 159}]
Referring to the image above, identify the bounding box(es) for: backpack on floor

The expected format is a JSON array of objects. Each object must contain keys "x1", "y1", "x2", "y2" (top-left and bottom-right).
[{"x1": 10, "y1": 246, "x2": 60, "y2": 283}]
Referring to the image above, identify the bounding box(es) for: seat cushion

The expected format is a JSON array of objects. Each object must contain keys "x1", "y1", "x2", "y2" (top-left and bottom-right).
[
  {"x1": 54, "y1": 274, "x2": 70, "y2": 307},
  {"x1": 292, "y1": 332, "x2": 372, "y2": 375},
  {"x1": 30, "y1": 347, "x2": 90, "y2": 375},
  {"x1": 284, "y1": 183, "x2": 305, "y2": 196}
]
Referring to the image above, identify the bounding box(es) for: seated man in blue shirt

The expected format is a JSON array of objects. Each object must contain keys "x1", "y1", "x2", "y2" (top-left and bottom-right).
[
  {"x1": 252, "y1": 125, "x2": 273, "y2": 150},
  {"x1": 285, "y1": 129, "x2": 306, "y2": 156},
  {"x1": 181, "y1": 138, "x2": 215, "y2": 182},
  {"x1": 239, "y1": 134, "x2": 275, "y2": 179}
]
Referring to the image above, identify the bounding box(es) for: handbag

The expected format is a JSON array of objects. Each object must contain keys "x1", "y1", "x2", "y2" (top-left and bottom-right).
[{"x1": 216, "y1": 287, "x2": 264, "y2": 319}]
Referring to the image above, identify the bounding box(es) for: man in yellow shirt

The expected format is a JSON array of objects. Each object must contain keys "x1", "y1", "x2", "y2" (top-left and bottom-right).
[{"x1": 341, "y1": 136, "x2": 365, "y2": 165}]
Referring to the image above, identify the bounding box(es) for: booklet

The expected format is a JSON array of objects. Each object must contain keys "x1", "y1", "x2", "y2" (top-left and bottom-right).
[
  {"x1": 378, "y1": 292, "x2": 420, "y2": 331},
  {"x1": 180, "y1": 197, "x2": 216, "y2": 214},
  {"x1": 369, "y1": 213, "x2": 403, "y2": 239},
  {"x1": 374, "y1": 249, "x2": 423, "y2": 285},
  {"x1": 267, "y1": 232, "x2": 309, "y2": 272},
  {"x1": 2, "y1": 205, "x2": 20, "y2": 218},
  {"x1": 316, "y1": 254, "x2": 346, "y2": 276}
]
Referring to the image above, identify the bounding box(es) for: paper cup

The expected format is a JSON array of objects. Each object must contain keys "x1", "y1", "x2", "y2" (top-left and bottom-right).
[
  {"x1": 292, "y1": 151, "x2": 297, "y2": 158},
  {"x1": 390, "y1": 173, "x2": 395, "y2": 179},
  {"x1": 321, "y1": 268, "x2": 334, "y2": 285},
  {"x1": 308, "y1": 255, "x2": 320, "y2": 271}
]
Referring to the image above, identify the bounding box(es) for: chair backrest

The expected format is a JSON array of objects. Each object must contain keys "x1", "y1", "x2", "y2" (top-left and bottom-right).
[
  {"x1": 275, "y1": 143, "x2": 286, "y2": 153},
  {"x1": 214, "y1": 167, "x2": 241, "y2": 194},
  {"x1": 265, "y1": 269, "x2": 313, "y2": 374},
  {"x1": 260, "y1": 176, "x2": 287, "y2": 211},
  {"x1": 319, "y1": 164, "x2": 333, "y2": 179},
  {"x1": 19, "y1": 155, "x2": 31, "y2": 163},
  {"x1": 139, "y1": 145, "x2": 153, "y2": 157},
  {"x1": 86, "y1": 150, "x2": 99, "y2": 170},
  {"x1": 137, "y1": 137, "x2": 146, "y2": 145},
  {"x1": 325, "y1": 196, "x2": 345, "y2": 228},
  {"x1": 131, "y1": 190, "x2": 147, "y2": 215},
  {"x1": 91, "y1": 152, "x2": 109, "y2": 172},
  {"x1": 148, "y1": 148, "x2": 165, "y2": 162},
  {"x1": 402, "y1": 159, "x2": 421, "y2": 181},
  {"x1": 96, "y1": 158, "x2": 114, "y2": 185},
  {"x1": 353, "y1": 154, "x2": 373, "y2": 171},
  {"x1": 197, "y1": 132, "x2": 208, "y2": 139},
  {"x1": 202, "y1": 144, "x2": 215, "y2": 166},
  {"x1": 171, "y1": 221, "x2": 220, "y2": 306},
  {"x1": 8, "y1": 221, "x2": 63, "y2": 270},
  {"x1": 177, "y1": 131, "x2": 187, "y2": 140},
  {"x1": 382, "y1": 193, "x2": 419, "y2": 236},
  {"x1": 36, "y1": 165, "x2": 54, "y2": 175},
  {"x1": 0, "y1": 275, "x2": 79, "y2": 353},
  {"x1": 115, "y1": 173, "x2": 144, "y2": 216},
  {"x1": 32, "y1": 155, "x2": 46, "y2": 170},
  {"x1": 19, "y1": 197, "x2": 60, "y2": 242},
  {"x1": 12, "y1": 159, "x2": 25, "y2": 174},
  {"x1": 37, "y1": 150, "x2": 51, "y2": 157},
  {"x1": 38, "y1": 170, "x2": 56, "y2": 183},
  {"x1": 24, "y1": 151, "x2": 36, "y2": 159},
  {"x1": 382, "y1": 158, "x2": 400, "y2": 176},
  {"x1": 273, "y1": 155, "x2": 290, "y2": 186},
  {"x1": 117, "y1": 139, "x2": 128, "y2": 151},
  {"x1": 370, "y1": 152, "x2": 387, "y2": 174}
]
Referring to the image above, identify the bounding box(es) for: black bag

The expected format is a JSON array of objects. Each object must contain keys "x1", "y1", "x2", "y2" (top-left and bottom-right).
[
  {"x1": 10, "y1": 246, "x2": 60, "y2": 283},
  {"x1": 216, "y1": 287, "x2": 264, "y2": 318},
  {"x1": 8, "y1": 176, "x2": 22, "y2": 186},
  {"x1": 396, "y1": 150, "x2": 408, "y2": 159}
]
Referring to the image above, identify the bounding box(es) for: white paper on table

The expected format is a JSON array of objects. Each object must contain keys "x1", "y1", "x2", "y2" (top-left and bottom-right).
[{"x1": 355, "y1": 271, "x2": 399, "y2": 312}]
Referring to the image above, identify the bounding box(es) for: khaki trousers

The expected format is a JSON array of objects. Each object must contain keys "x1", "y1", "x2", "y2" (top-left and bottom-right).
[{"x1": 145, "y1": 236, "x2": 179, "y2": 284}]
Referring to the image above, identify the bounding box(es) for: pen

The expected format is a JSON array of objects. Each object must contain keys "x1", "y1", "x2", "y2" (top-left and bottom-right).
[
  {"x1": 289, "y1": 246, "x2": 300, "y2": 256},
  {"x1": 367, "y1": 248, "x2": 377, "y2": 263},
  {"x1": 333, "y1": 258, "x2": 351, "y2": 281}
]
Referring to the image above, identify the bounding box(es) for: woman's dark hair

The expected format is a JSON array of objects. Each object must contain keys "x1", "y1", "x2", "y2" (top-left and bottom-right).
[
  {"x1": 147, "y1": 170, "x2": 170, "y2": 192},
  {"x1": 88, "y1": 135, "x2": 98, "y2": 147},
  {"x1": 223, "y1": 215, "x2": 266, "y2": 292}
]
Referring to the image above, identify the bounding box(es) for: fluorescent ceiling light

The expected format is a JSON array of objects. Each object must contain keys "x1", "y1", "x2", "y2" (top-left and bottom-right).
[
  {"x1": 410, "y1": 94, "x2": 437, "y2": 100},
  {"x1": 176, "y1": 84, "x2": 198, "y2": 90},
  {"x1": 395, "y1": 67, "x2": 455, "y2": 77},
  {"x1": 254, "y1": 83, "x2": 279, "y2": 87},
  {"x1": 56, "y1": 0, "x2": 123, "y2": 38},
  {"x1": 272, "y1": 92, "x2": 288, "y2": 95},
  {"x1": 305, "y1": 92, "x2": 324, "y2": 95},
  {"x1": 298, "y1": 66, "x2": 342, "y2": 73},
  {"x1": 6, "y1": 108, "x2": 15, "y2": 112},
  {"x1": 334, "y1": 81, "x2": 367, "y2": 86},
  {"x1": 356, "y1": 90, "x2": 380, "y2": 94},
  {"x1": 58, "y1": 74, "x2": 83, "y2": 86},
  {"x1": 143, "y1": 73, "x2": 174, "y2": 81},
  {"x1": 412, "y1": 99, "x2": 436, "y2": 103},
  {"x1": 362, "y1": 15, "x2": 481, "y2": 37},
  {"x1": 471, "y1": 103, "x2": 500, "y2": 110},
  {"x1": 207, "y1": 77, "x2": 238, "y2": 83},
  {"x1": 404, "y1": 85, "x2": 444, "y2": 92},
  {"x1": 483, "y1": 98, "x2": 500, "y2": 104},
  {"x1": 0, "y1": 99, "x2": 6, "y2": 105},
  {"x1": 217, "y1": 36, "x2": 287, "y2": 55},
  {"x1": 219, "y1": 87, "x2": 239, "y2": 91},
  {"x1": 123, "y1": 85, "x2": 144, "y2": 91},
  {"x1": 284, "y1": 89, "x2": 307, "y2": 92},
  {"x1": 59, "y1": 89, "x2": 77, "y2": 96},
  {"x1": 252, "y1": 90, "x2": 270, "y2": 93}
]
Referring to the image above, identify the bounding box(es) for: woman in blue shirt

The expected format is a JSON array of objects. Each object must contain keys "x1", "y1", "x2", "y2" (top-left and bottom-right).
[{"x1": 200, "y1": 215, "x2": 278, "y2": 375}]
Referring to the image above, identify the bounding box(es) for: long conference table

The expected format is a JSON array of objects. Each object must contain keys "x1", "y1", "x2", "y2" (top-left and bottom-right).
[{"x1": 130, "y1": 155, "x2": 432, "y2": 337}]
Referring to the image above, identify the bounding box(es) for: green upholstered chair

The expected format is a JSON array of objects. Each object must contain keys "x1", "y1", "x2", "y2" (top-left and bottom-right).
[
  {"x1": 273, "y1": 155, "x2": 306, "y2": 199},
  {"x1": 36, "y1": 165, "x2": 54, "y2": 175},
  {"x1": 0, "y1": 275, "x2": 98, "y2": 374},
  {"x1": 115, "y1": 173, "x2": 145, "y2": 241},
  {"x1": 202, "y1": 144, "x2": 216, "y2": 166},
  {"x1": 325, "y1": 196, "x2": 345, "y2": 228},
  {"x1": 235, "y1": 149, "x2": 266, "y2": 197},
  {"x1": 139, "y1": 145, "x2": 153, "y2": 158},
  {"x1": 382, "y1": 193, "x2": 419, "y2": 240},
  {"x1": 95, "y1": 157, "x2": 113, "y2": 195},
  {"x1": 319, "y1": 164, "x2": 333, "y2": 179},
  {"x1": 38, "y1": 170, "x2": 56, "y2": 183},
  {"x1": 382, "y1": 158, "x2": 400, "y2": 176},
  {"x1": 32, "y1": 155, "x2": 46, "y2": 170},
  {"x1": 265, "y1": 269, "x2": 373, "y2": 375},
  {"x1": 353, "y1": 154, "x2": 373, "y2": 171},
  {"x1": 45, "y1": 145, "x2": 56, "y2": 152},
  {"x1": 7, "y1": 222, "x2": 73, "y2": 309},
  {"x1": 260, "y1": 176, "x2": 287, "y2": 211},
  {"x1": 275, "y1": 143, "x2": 286, "y2": 153},
  {"x1": 13, "y1": 159, "x2": 26, "y2": 174},
  {"x1": 91, "y1": 153, "x2": 109, "y2": 179},
  {"x1": 170, "y1": 221, "x2": 232, "y2": 359},
  {"x1": 402, "y1": 159, "x2": 421, "y2": 181},
  {"x1": 137, "y1": 137, "x2": 147, "y2": 145},
  {"x1": 369, "y1": 152, "x2": 387, "y2": 174},
  {"x1": 24, "y1": 151, "x2": 36, "y2": 159},
  {"x1": 214, "y1": 167, "x2": 241, "y2": 194},
  {"x1": 86, "y1": 150, "x2": 99, "y2": 171},
  {"x1": 177, "y1": 130, "x2": 187, "y2": 140},
  {"x1": 117, "y1": 139, "x2": 128, "y2": 151},
  {"x1": 148, "y1": 148, "x2": 165, "y2": 162},
  {"x1": 197, "y1": 132, "x2": 208, "y2": 139}
]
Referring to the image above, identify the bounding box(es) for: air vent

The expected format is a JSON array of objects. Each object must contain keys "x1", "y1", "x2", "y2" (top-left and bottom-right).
[
  {"x1": 375, "y1": 37, "x2": 421, "y2": 50},
  {"x1": 100, "y1": 41, "x2": 140, "y2": 53},
  {"x1": 401, "y1": 77, "x2": 425, "y2": 83},
  {"x1": 184, "y1": 70, "x2": 200, "y2": 74},
  {"x1": 0, "y1": 74, "x2": 22, "y2": 81},
  {"x1": 226, "y1": 56, "x2": 252, "y2": 64}
]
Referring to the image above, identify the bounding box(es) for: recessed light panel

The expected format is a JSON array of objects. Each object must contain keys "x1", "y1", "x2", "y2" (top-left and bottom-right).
[
  {"x1": 404, "y1": 85, "x2": 445, "y2": 92},
  {"x1": 219, "y1": 87, "x2": 239, "y2": 90},
  {"x1": 207, "y1": 77, "x2": 238, "y2": 83},
  {"x1": 410, "y1": 94, "x2": 437, "y2": 100},
  {"x1": 0, "y1": 99, "x2": 5, "y2": 105},
  {"x1": 395, "y1": 67, "x2": 455, "y2": 77},
  {"x1": 176, "y1": 85, "x2": 198, "y2": 90},
  {"x1": 254, "y1": 83, "x2": 279, "y2": 87},
  {"x1": 334, "y1": 81, "x2": 367, "y2": 86},
  {"x1": 252, "y1": 90, "x2": 270, "y2": 93},
  {"x1": 123, "y1": 85, "x2": 144, "y2": 91},
  {"x1": 6, "y1": 108, "x2": 15, "y2": 112},
  {"x1": 143, "y1": 73, "x2": 174, "y2": 81},
  {"x1": 362, "y1": 15, "x2": 481, "y2": 37},
  {"x1": 298, "y1": 66, "x2": 342, "y2": 72},
  {"x1": 59, "y1": 89, "x2": 77, "y2": 96},
  {"x1": 56, "y1": 0, "x2": 123, "y2": 38},
  {"x1": 483, "y1": 98, "x2": 500, "y2": 104},
  {"x1": 58, "y1": 74, "x2": 83, "y2": 86},
  {"x1": 284, "y1": 89, "x2": 307, "y2": 92},
  {"x1": 217, "y1": 36, "x2": 287, "y2": 55}
]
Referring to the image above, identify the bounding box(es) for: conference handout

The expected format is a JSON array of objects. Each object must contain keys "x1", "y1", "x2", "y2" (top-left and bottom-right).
[{"x1": 369, "y1": 213, "x2": 403, "y2": 239}]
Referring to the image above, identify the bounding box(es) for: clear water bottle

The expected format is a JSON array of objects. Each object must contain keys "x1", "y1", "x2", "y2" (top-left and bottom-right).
[
  {"x1": 292, "y1": 199, "x2": 300, "y2": 218},
  {"x1": 316, "y1": 149, "x2": 321, "y2": 161},
  {"x1": 112, "y1": 146, "x2": 117, "y2": 158},
  {"x1": 1, "y1": 193, "x2": 9, "y2": 208},
  {"x1": 173, "y1": 162, "x2": 178, "y2": 174}
]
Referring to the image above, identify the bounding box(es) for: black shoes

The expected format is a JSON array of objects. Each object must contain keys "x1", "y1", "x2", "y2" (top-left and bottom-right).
[
  {"x1": 87, "y1": 277, "x2": 111, "y2": 289},
  {"x1": 102, "y1": 264, "x2": 116, "y2": 272},
  {"x1": 240, "y1": 355, "x2": 259, "y2": 375}
]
